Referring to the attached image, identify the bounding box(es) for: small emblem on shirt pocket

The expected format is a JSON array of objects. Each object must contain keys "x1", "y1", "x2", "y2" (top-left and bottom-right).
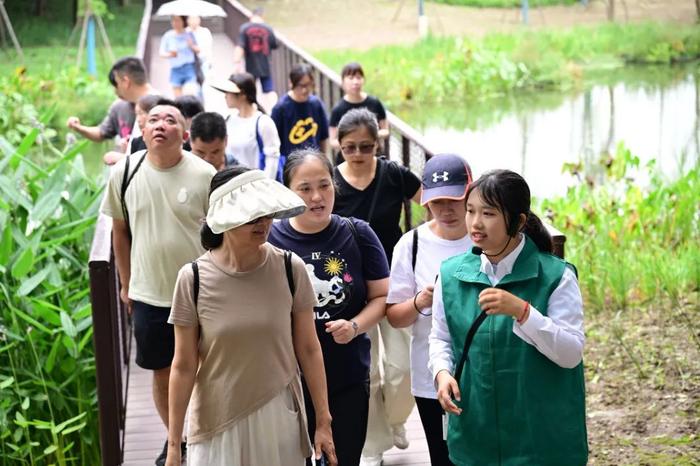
[{"x1": 177, "y1": 188, "x2": 188, "y2": 204}]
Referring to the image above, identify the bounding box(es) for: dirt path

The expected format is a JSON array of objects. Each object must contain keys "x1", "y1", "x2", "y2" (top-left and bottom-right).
[{"x1": 244, "y1": 0, "x2": 698, "y2": 51}]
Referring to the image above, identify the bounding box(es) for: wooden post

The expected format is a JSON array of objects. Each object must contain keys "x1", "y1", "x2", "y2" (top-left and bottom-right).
[{"x1": 0, "y1": 0, "x2": 24, "y2": 60}]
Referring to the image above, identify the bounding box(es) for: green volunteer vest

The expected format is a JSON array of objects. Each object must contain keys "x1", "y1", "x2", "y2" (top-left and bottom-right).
[{"x1": 441, "y1": 236, "x2": 588, "y2": 466}]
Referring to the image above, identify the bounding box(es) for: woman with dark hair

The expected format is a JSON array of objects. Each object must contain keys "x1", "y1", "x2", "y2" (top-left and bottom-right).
[
  {"x1": 271, "y1": 64, "x2": 330, "y2": 161},
  {"x1": 165, "y1": 167, "x2": 337, "y2": 466},
  {"x1": 159, "y1": 15, "x2": 199, "y2": 97},
  {"x1": 210, "y1": 73, "x2": 281, "y2": 179},
  {"x1": 429, "y1": 169, "x2": 587, "y2": 466},
  {"x1": 332, "y1": 108, "x2": 421, "y2": 466},
  {"x1": 268, "y1": 150, "x2": 389, "y2": 465},
  {"x1": 329, "y1": 62, "x2": 389, "y2": 157}
]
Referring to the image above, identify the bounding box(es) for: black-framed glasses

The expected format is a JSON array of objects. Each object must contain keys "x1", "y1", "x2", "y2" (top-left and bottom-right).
[{"x1": 341, "y1": 143, "x2": 375, "y2": 155}]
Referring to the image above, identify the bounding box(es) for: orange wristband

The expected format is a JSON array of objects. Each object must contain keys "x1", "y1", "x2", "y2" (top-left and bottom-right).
[{"x1": 517, "y1": 301, "x2": 529, "y2": 324}]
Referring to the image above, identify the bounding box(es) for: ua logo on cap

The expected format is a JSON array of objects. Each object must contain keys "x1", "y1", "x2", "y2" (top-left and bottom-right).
[{"x1": 432, "y1": 171, "x2": 449, "y2": 183}]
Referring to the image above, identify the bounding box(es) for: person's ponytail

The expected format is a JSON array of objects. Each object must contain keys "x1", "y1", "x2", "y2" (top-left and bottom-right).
[
  {"x1": 200, "y1": 220, "x2": 223, "y2": 250},
  {"x1": 523, "y1": 210, "x2": 552, "y2": 253}
]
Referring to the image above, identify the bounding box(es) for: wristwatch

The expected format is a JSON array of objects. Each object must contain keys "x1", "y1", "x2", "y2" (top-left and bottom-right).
[{"x1": 350, "y1": 320, "x2": 359, "y2": 338}]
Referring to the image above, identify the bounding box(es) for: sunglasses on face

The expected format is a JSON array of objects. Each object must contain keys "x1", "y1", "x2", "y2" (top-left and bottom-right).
[
  {"x1": 245, "y1": 214, "x2": 274, "y2": 225},
  {"x1": 341, "y1": 143, "x2": 375, "y2": 155}
]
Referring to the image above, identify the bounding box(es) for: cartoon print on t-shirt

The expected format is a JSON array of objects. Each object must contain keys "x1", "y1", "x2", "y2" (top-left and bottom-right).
[{"x1": 303, "y1": 251, "x2": 354, "y2": 320}]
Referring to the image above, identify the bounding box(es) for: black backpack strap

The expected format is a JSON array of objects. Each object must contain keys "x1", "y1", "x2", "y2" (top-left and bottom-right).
[
  {"x1": 284, "y1": 250, "x2": 295, "y2": 297},
  {"x1": 191, "y1": 261, "x2": 199, "y2": 308},
  {"x1": 453, "y1": 311, "x2": 488, "y2": 385},
  {"x1": 120, "y1": 151, "x2": 147, "y2": 236},
  {"x1": 342, "y1": 216, "x2": 359, "y2": 245},
  {"x1": 411, "y1": 228, "x2": 419, "y2": 271}
]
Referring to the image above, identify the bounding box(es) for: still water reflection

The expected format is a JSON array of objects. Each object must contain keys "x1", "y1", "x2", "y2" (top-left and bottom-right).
[{"x1": 395, "y1": 66, "x2": 699, "y2": 199}]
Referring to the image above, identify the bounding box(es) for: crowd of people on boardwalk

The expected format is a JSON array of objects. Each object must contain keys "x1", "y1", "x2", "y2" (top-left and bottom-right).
[{"x1": 70, "y1": 11, "x2": 588, "y2": 466}]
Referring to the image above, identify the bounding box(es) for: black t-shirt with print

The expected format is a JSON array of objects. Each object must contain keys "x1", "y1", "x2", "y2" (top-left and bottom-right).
[
  {"x1": 333, "y1": 157, "x2": 421, "y2": 264},
  {"x1": 268, "y1": 215, "x2": 389, "y2": 394}
]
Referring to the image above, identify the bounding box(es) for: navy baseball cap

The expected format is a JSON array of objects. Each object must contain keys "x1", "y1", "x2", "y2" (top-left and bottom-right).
[{"x1": 420, "y1": 154, "x2": 473, "y2": 205}]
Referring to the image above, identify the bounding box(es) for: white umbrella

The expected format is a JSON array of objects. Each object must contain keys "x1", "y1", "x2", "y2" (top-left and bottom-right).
[{"x1": 155, "y1": 0, "x2": 227, "y2": 18}]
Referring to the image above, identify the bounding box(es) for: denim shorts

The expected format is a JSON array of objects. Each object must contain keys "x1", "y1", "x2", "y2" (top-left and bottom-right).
[
  {"x1": 259, "y1": 75, "x2": 274, "y2": 93},
  {"x1": 170, "y1": 62, "x2": 197, "y2": 87}
]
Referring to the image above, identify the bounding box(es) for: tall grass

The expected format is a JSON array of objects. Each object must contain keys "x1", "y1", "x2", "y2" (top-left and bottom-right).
[
  {"x1": 316, "y1": 22, "x2": 700, "y2": 105},
  {"x1": 0, "y1": 105, "x2": 103, "y2": 464},
  {"x1": 538, "y1": 143, "x2": 700, "y2": 313}
]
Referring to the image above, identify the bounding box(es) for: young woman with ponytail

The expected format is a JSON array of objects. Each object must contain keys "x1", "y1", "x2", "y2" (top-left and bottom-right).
[
  {"x1": 210, "y1": 73, "x2": 282, "y2": 179},
  {"x1": 428, "y1": 169, "x2": 588, "y2": 466}
]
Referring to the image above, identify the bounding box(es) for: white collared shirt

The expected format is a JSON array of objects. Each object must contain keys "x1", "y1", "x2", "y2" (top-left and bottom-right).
[{"x1": 428, "y1": 235, "x2": 585, "y2": 381}]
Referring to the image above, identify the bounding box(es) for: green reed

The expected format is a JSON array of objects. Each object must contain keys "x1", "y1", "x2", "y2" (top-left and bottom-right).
[
  {"x1": 538, "y1": 143, "x2": 699, "y2": 316},
  {"x1": 0, "y1": 103, "x2": 103, "y2": 464}
]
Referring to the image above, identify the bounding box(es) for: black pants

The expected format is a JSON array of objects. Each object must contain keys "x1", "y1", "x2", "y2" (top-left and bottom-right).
[
  {"x1": 304, "y1": 380, "x2": 370, "y2": 466},
  {"x1": 415, "y1": 396, "x2": 454, "y2": 466}
]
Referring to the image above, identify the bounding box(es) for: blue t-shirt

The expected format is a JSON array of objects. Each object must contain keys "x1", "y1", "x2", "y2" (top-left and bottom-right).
[
  {"x1": 268, "y1": 215, "x2": 389, "y2": 393},
  {"x1": 271, "y1": 94, "x2": 329, "y2": 157},
  {"x1": 160, "y1": 30, "x2": 196, "y2": 69}
]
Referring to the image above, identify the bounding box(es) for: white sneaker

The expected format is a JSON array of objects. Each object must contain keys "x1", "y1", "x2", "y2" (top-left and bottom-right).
[
  {"x1": 360, "y1": 454, "x2": 383, "y2": 466},
  {"x1": 392, "y1": 424, "x2": 409, "y2": 450}
]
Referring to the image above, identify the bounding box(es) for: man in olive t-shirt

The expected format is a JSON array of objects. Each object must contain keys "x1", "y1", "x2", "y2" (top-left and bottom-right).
[{"x1": 100, "y1": 100, "x2": 216, "y2": 465}]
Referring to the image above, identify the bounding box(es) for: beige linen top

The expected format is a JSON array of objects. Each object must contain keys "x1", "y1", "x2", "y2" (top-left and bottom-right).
[
  {"x1": 100, "y1": 150, "x2": 216, "y2": 306},
  {"x1": 169, "y1": 244, "x2": 317, "y2": 447}
]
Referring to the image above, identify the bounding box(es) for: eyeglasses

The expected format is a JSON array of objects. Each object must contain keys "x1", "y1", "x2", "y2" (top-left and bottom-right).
[
  {"x1": 341, "y1": 143, "x2": 375, "y2": 155},
  {"x1": 245, "y1": 215, "x2": 274, "y2": 225},
  {"x1": 293, "y1": 81, "x2": 314, "y2": 90}
]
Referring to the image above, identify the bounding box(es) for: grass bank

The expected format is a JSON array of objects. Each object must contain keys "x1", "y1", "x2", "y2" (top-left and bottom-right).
[{"x1": 316, "y1": 22, "x2": 700, "y2": 105}]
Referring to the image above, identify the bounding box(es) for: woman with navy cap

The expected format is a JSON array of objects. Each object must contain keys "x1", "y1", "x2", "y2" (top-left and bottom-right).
[{"x1": 386, "y1": 154, "x2": 472, "y2": 466}]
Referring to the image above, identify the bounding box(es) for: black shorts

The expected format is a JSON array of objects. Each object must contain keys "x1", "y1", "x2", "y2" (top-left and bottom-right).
[{"x1": 132, "y1": 300, "x2": 175, "y2": 370}]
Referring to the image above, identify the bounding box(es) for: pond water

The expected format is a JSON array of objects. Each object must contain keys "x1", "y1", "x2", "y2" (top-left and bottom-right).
[{"x1": 393, "y1": 65, "x2": 700, "y2": 199}]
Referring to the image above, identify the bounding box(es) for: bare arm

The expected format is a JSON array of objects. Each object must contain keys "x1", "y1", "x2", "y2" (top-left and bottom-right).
[
  {"x1": 292, "y1": 310, "x2": 337, "y2": 465},
  {"x1": 66, "y1": 117, "x2": 105, "y2": 142},
  {"x1": 233, "y1": 46, "x2": 245, "y2": 73},
  {"x1": 386, "y1": 285, "x2": 434, "y2": 328},
  {"x1": 329, "y1": 127, "x2": 340, "y2": 151},
  {"x1": 325, "y1": 278, "x2": 389, "y2": 343},
  {"x1": 378, "y1": 118, "x2": 390, "y2": 140},
  {"x1": 165, "y1": 324, "x2": 199, "y2": 466},
  {"x1": 112, "y1": 218, "x2": 132, "y2": 313}
]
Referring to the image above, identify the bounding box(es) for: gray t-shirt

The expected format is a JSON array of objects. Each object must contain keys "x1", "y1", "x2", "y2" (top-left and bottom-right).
[{"x1": 98, "y1": 99, "x2": 136, "y2": 140}]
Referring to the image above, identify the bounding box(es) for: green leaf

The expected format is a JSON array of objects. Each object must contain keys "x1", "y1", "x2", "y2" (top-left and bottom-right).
[
  {"x1": 15, "y1": 411, "x2": 27, "y2": 427},
  {"x1": 16, "y1": 268, "x2": 51, "y2": 296},
  {"x1": 11, "y1": 247, "x2": 34, "y2": 279},
  {"x1": 0, "y1": 376, "x2": 14, "y2": 390},
  {"x1": 60, "y1": 311, "x2": 77, "y2": 338},
  {"x1": 52, "y1": 412, "x2": 86, "y2": 435},
  {"x1": 0, "y1": 225, "x2": 12, "y2": 266},
  {"x1": 21, "y1": 397, "x2": 29, "y2": 410},
  {"x1": 45, "y1": 338, "x2": 61, "y2": 373},
  {"x1": 60, "y1": 421, "x2": 86, "y2": 436},
  {"x1": 43, "y1": 445, "x2": 58, "y2": 455},
  {"x1": 10, "y1": 306, "x2": 52, "y2": 334}
]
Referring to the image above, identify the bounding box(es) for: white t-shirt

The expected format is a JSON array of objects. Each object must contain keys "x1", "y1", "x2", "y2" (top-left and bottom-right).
[
  {"x1": 387, "y1": 222, "x2": 471, "y2": 399},
  {"x1": 225, "y1": 110, "x2": 281, "y2": 179},
  {"x1": 188, "y1": 26, "x2": 213, "y2": 63}
]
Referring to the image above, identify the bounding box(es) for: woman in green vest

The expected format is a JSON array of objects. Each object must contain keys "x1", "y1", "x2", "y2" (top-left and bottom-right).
[{"x1": 428, "y1": 169, "x2": 588, "y2": 466}]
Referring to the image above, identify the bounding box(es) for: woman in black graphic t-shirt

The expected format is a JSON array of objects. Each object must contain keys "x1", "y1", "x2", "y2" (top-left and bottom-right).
[{"x1": 269, "y1": 149, "x2": 389, "y2": 466}]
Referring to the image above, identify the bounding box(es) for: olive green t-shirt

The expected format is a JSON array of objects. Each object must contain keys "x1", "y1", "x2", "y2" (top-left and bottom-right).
[
  {"x1": 168, "y1": 245, "x2": 318, "y2": 443},
  {"x1": 100, "y1": 150, "x2": 216, "y2": 306}
]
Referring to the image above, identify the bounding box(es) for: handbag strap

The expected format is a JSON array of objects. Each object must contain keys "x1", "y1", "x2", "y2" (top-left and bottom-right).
[
  {"x1": 453, "y1": 311, "x2": 488, "y2": 384},
  {"x1": 366, "y1": 158, "x2": 385, "y2": 223}
]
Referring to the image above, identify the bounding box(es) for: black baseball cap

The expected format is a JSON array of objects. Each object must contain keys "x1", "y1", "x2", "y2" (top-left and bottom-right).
[{"x1": 420, "y1": 153, "x2": 473, "y2": 205}]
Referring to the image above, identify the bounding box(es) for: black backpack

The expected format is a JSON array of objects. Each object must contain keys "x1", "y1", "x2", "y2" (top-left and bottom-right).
[{"x1": 120, "y1": 151, "x2": 147, "y2": 238}]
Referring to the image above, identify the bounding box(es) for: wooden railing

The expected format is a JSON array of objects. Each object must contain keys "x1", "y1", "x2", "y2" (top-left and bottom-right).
[
  {"x1": 87, "y1": 1, "x2": 567, "y2": 463},
  {"x1": 88, "y1": 2, "x2": 151, "y2": 466}
]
